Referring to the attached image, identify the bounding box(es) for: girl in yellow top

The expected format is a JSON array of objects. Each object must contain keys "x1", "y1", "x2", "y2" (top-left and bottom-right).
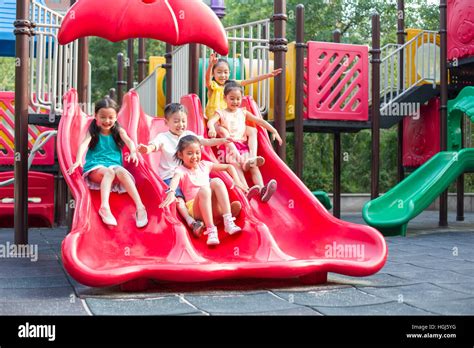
[{"x1": 205, "y1": 52, "x2": 282, "y2": 171}]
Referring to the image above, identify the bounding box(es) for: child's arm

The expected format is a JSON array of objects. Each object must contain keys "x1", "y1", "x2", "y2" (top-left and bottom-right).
[
  {"x1": 137, "y1": 140, "x2": 163, "y2": 155},
  {"x1": 207, "y1": 113, "x2": 221, "y2": 138},
  {"x1": 119, "y1": 128, "x2": 140, "y2": 166},
  {"x1": 211, "y1": 163, "x2": 248, "y2": 192},
  {"x1": 205, "y1": 52, "x2": 218, "y2": 88},
  {"x1": 200, "y1": 137, "x2": 232, "y2": 147},
  {"x1": 159, "y1": 172, "x2": 182, "y2": 208},
  {"x1": 240, "y1": 68, "x2": 283, "y2": 87},
  {"x1": 67, "y1": 133, "x2": 92, "y2": 174},
  {"x1": 244, "y1": 110, "x2": 283, "y2": 145}
]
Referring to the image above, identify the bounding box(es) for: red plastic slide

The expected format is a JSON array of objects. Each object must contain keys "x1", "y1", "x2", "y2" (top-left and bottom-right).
[{"x1": 58, "y1": 89, "x2": 387, "y2": 288}]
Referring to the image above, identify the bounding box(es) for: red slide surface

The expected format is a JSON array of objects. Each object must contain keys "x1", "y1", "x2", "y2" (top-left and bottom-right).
[{"x1": 58, "y1": 89, "x2": 387, "y2": 288}]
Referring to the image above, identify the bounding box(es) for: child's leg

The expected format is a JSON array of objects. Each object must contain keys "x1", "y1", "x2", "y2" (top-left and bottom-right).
[
  {"x1": 249, "y1": 166, "x2": 264, "y2": 188},
  {"x1": 245, "y1": 126, "x2": 258, "y2": 158},
  {"x1": 231, "y1": 163, "x2": 249, "y2": 190},
  {"x1": 210, "y1": 178, "x2": 242, "y2": 234},
  {"x1": 193, "y1": 186, "x2": 214, "y2": 227},
  {"x1": 87, "y1": 167, "x2": 115, "y2": 211},
  {"x1": 218, "y1": 126, "x2": 243, "y2": 164},
  {"x1": 113, "y1": 167, "x2": 146, "y2": 210},
  {"x1": 176, "y1": 197, "x2": 194, "y2": 225}
]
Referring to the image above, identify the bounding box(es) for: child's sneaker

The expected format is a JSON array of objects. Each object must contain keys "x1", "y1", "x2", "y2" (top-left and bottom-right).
[
  {"x1": 261, "y1": 179, "x2": 277, "y2": 203},
  {"x1": 246, "y1": 185, "x2": 261, "y2": 201},
  {"x1": 204, "y1": 226, "x2": 220, "y2": 245},
  {"x1": 223, "y1": 214, "x2": 242, "y2": 235},
  {"x1": 191, "y1": 220, "x2": 205, "y2": 238}
]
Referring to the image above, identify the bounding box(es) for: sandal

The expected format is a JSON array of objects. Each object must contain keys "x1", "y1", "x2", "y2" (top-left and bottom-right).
[
  {"x1": 136, "y1": 208, "x2": 148, "y2": 228},
  {"x1": 98, "y1": 207, "x2": 118, "y2": 226}
]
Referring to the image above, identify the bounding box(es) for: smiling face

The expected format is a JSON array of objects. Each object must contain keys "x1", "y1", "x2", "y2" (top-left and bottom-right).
[
  {"x1": 224, "y1": 88, "x2": 243, "y2": 111},
  {"x1": 95, "y1": 107, "x2": 117, "y2": 134},
  {"x1": 165, "y1": 111, "x2": 188, "y2": 136},
  {"x1": 213, "y1": 61, "x2": 230, "y2": 85},
  {"x1": 178, "y1": 141, "x2": 202, "y2": 169}
]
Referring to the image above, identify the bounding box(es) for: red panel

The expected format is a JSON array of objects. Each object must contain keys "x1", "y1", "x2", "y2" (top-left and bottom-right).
[
  {"x1": 448, "y1": 0, "x2": 474, "y2": 61},
  {"x1": 0, "y1": 92, "x2": 55, "y2": 165},
  {"x1": 0, "y1": 171, "x2": 55, "y2": 227},
  {"x1": 403, "y1": 98, "x2": 440, "y2": 167},
  {"x1": 306, "y1": 42, "x2": 369, "y2": 121}
]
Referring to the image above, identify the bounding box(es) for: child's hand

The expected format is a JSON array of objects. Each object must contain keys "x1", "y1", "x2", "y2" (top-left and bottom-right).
[
  {"x1": 269, "y1": 68, "x2": 283, "y2": 77},
  {"x1": 159, "y1": 191, "x2": 176, "y2": 209},
  {"x1": 67, "y1": 162, "x2": 81, "y2": 175},
  {"x1": 220, "y1": 137, "x2": 234, "y2": 145},
  {"x1": 210, "y1": 52, "x2": 218, "y2": 65},
  {"x1": 137, "y1": 144, "x2": 150, "y2": 154},
  {"x1": 126, "y1": 152, "x2": 139, "y2": 166},
  {"x1": 272, "y1": 132, "x2": 283, "y2": 146},
  {"x1": 234, "y1": 181, "x2": 249, "y2": 193},
  {"x1": 208, "y1": 128, "x2": 217, "y2": 138}
]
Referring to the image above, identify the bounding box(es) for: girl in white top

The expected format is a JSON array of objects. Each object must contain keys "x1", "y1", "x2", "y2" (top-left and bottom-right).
[
  {"x1": 137, "y1": 103, "x2": 240, "y2": 237},
  {"x1": 207, "y1": 82, "x2": 283, "y2": 203}
]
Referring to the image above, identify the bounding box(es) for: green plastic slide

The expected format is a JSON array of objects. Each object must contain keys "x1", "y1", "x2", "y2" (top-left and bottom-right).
[{"x1": 363, "y1": 87, "x2": 474, "y2": 236}]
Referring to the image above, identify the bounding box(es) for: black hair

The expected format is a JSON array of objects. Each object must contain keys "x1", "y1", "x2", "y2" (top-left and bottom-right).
[
  {"x1": 224, "y1": 80, "x2": 244, "y2": 96},
  {"x1": 174, "y1": 135, "x2": 201, "y2": 165},
  {"x1": 164, "y1": 103, "x2": 187, "y2": 119},
  {"x1": 89, "y1": 97, "x2": 124, "y2": 150}
]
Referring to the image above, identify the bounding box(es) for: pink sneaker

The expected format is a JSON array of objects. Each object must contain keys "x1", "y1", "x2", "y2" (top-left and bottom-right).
[{"x1": 261, "y1": 179, "x2": 277, "y2": 203}]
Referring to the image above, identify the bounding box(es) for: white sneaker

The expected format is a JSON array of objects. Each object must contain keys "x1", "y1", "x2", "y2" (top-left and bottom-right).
[
  {"x1": 223, "y1": 215, "x2": 242, "y2": 235},
  {"x1": 204, "y1": 226, "x2": 220, "y2": 245}
]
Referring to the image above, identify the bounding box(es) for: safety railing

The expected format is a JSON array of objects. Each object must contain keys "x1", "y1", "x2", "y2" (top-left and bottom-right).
[
  {"x1": 376, "y1": 30, "x2": 439, "y2": 114},
  {"x1": 171, "y1": 45, "x2": 190, "y2": 104},
  {"x1": 29, "y1": 0, "x2": 86, "y2": 117},
  {"x1": 134, "y1": 66, "x2": 159, "y2": 116}
]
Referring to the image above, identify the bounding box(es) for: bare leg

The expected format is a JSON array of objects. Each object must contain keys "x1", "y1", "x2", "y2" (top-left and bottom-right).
[
  {"x1": 217, "y1": 126, "x2": 243, "y2": 164},
  {"x1": 210, "y1": 178, "x2": 231, "y2": 215},
  {"x1": 249, "y1": 166, "x2": 264, "y2": 187},
  {"x1": 113, "y1": 167, "x2": 146, "y2": 210},
  {"x1": 176, "y1": 197, "x2": 194, "y2": 225},
  {"x1": 88, "y1": 167, "x2": 115, "y2": 211},
  {"x1": 246, "y1": 126, "x2": 258, "y2": 158},
  {"x1": 193, "y1": 186, "x2": 214, "y2": 227},
  {"x1": 231, "y1": 163, "x2": 249, "y2": 190}
]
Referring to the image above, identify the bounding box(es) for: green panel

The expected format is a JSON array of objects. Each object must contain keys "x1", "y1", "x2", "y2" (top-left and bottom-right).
[{"x1": 448, "y1": 86, "x2": 474, "y2": 151}]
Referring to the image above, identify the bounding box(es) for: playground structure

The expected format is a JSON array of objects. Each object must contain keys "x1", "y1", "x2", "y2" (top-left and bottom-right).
[{"x1": 3, "y1": 0, "x2": 474, "y2": 287}]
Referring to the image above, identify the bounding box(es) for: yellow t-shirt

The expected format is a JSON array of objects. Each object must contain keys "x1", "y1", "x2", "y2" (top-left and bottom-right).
[{"x1": 205, "y1": 80, "x2": 241, "y2": 121}]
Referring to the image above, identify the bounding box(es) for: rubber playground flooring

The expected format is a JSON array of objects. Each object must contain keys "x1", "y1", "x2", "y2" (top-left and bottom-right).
[{"x1": 0, "y1": 210, "x2": 473, "y2": 316}]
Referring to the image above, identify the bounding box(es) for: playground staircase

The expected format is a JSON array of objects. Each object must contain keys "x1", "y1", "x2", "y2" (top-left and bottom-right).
[{"x1": 377, "y1": 29, "x2": 440, "y2": 129}]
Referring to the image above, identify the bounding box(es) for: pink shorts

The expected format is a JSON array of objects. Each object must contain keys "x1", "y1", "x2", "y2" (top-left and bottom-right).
[{"x1": 217, "y1": 141, "x2": 250, "y2": 163}]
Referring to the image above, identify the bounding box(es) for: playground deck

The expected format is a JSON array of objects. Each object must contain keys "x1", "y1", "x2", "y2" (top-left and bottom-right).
[{"x1": 0, "y1": 211, "x2": 473, "y2": 316}]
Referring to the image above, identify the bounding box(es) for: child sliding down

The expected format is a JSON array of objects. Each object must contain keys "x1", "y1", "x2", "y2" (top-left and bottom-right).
[
  {"x1": 208, "y1": 81, "x2": 283, "y2": 203},
  {"x1": 160, "y1": 135, "x2": 247, "y2": 246},
  {"x1": 67, "y1": 97, "x2": 148, "y2": 228}
]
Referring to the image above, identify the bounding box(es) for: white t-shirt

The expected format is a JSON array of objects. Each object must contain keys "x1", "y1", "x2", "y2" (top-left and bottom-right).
[{"x1": 150, "y1": 130, "x2": 202, "y2": 180}]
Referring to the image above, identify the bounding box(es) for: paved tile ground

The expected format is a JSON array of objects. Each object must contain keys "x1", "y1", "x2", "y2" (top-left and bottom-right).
[{"x1": 0, "y1": 211, "x2": 473, "y2": 315}]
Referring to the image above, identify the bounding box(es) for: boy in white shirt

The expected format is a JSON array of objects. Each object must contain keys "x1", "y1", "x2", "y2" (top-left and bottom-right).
[{"x1": 137, "y1": 103, "x2": 240, "y2": 237}]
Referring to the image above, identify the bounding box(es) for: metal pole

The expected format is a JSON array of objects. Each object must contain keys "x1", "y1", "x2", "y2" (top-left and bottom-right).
[
  {"x1": 397, "y1": 0, "x2": 405, "y2": 183},
  {"x1": 210, "y1": 0, "x2": 226, "y2": 19},
  {"x1": 117, "y1": 53, "x2": 126, "y2": 105},
  {"x1": 370, "y1": 13, "x2": 381, "y2": 200},
  {"x1": 189, "y1": 44, "x2": 200, "y2": 95},
  {"x1": 14, "y1": 0, "x2": 31, "y2": 244},
  {"x1": 127, "y1": 39, "x2": 134, "y2": 91},
  {"x1": 333, "y1": 29, "x2": 342, "y2": 218},
  {"x1": 439, "y1": 0, "x2": 448, "y2": 226},
  {"x1": 165, "y1": 44, "x2": 172, "y2": 105},
  {"x1": 77, "y1": 38, "x2": 89, "y2": 111},
  {"x1": 457, "y1": 118, "x2": 464, "y2": 221},
  {"x1": 294, "y1": 4, "x2": 305, "y2": 179},
  {"x1": 272, "y1": 0, "x2": 287, "y2": 160},
  {"x1": 137, "y1": 39, "x2": 147, "y2": 83}
]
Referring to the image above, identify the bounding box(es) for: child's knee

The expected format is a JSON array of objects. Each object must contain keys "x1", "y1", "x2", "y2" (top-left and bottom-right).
[
  {"x1": 198, "y1": 186, "x2": 212, "y2": 198},
  {"x1": 210, "y1": 178, "x2": 225, "y2": 188},
  {"x1": 104, "y1": 168, "x2": 115, "y2": 177}
]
